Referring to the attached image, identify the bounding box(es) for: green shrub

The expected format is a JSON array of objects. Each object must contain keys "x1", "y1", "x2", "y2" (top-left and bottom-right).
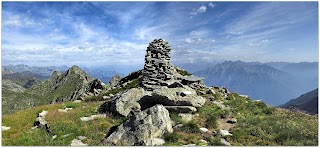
[
  {"x1": 207, "y1": 137, "x2": 224, "y2": 146},
  {"x1": 163, "y1": 131, "x2": 181, "y2": 143},
  {"x1": 180, "y1": 121, "x2": 200, "y2": 134},
  {"x1": 169, "y1": 113, "x2": 184, "y2": 124},
  {"x1": 198, "y1": 104, "x2": 219, "y2": 129},
  {"x1": 176, "y1": 68, "x2": 192, "y2": 76},
  {"x1": 64, "y1": 103, "x2": 78, "y2": 108}
]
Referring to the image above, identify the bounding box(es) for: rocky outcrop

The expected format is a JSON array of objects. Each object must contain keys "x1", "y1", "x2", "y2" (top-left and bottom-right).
[
  {"x1": 109, "y1": 74, "x2": 121, "y2": 87},
  {"x1": 101, "y1": 87, "x2": 205, "y2": 116},
  {"x1": 27, "y1": 65, "x2": 105, "y2": 104},
  {"x1": 33, "y1": 110, "x2": 54, "y2": 136},
  {"x1": 104, "y1": 105, "x2": 173, "y2": 146}
]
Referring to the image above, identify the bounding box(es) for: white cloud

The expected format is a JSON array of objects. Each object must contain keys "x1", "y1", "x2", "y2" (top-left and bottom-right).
[
  {"x1": 190, "y1": 5, "x2": 207, "y2": 16},
  {"x1": 198, "y1": 6, "x2": 207, "y2": 13},
  {"x1": 208, "y1": 3, "x2": 215, "y2": 8}
]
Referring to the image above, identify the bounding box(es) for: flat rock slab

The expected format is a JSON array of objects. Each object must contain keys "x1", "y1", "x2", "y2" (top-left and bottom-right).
[
  {"x1": 58, "y1": 108, "x2": 73, "y2": 113},
  {"x1": 80, "y1": 114, "x2": 106, "y2": 122},
  {"x1": 73, "y1": 100, "x2": 82, "y2": 103},
  {"x1": 70, "y1": 139, "x2": 88, "y2": 146},
  {"x1": 165, "y1": 106, "x2": 197, "y2": 113},
  {"x1": 2, "y1": 126, "x2": 11, "y2": 131},
  {"x1": 39, "y1": 110, "x2": 48, "y2": 117},
  {"x1": 182, "y1": 76, "x2": 204, "y2": 82}
]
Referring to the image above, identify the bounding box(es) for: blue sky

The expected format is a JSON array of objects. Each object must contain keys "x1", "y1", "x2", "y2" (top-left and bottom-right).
[{"x1": 2, "y1": 2, "x2": 318, "y2": 68}]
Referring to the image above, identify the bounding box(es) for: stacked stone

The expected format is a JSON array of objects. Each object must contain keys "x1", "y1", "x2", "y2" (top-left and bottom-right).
[{"x1": 142, "y1": 39, "x2": 175, "y2": 90}]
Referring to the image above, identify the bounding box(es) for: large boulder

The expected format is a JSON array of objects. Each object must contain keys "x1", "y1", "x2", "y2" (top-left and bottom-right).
[
  {"x1": 104, "y1": 105, "x2": 173, "y2": 146},
  {"x1": 102, "y1": 88, "x2": 148, "y2": 116},
  {"x1": 109, "y1": 74, "x2": 121, "y2": 87}
]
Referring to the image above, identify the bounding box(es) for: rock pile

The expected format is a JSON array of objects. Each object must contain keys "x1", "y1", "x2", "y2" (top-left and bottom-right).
[
  {"x1": 141, "y1": 39, "x2": 176, "y2": 90},
  {"x1": 101, "y1": 39, "x2": 206, "y2": 146}
]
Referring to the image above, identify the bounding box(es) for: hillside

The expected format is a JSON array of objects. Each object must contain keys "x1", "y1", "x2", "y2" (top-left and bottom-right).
[
  {"x1": 193, "y1": 61, "x2": 298, "y2": 106},
  {"x1": 2, "y1": 71, "x2": 48, "y2": 89},
  {"x1": 2, "y1": 65, "x2": 105, "y2": 115},
  {"x1": 280, "y1": 88, "x2": 318, "y2": 115}
]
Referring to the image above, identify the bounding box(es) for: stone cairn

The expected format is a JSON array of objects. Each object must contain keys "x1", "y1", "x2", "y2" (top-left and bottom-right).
[{"x1": 141, "y1": 39, "x2": 176, "y2": 90}]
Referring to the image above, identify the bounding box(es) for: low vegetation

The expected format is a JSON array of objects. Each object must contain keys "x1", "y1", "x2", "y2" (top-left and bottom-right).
[
  {"x1": 2, "y1": 101, "x2": 126, "y2": 146},
  {"x1": 175, "y1": 67, "x2": 192, "y2": 76}
]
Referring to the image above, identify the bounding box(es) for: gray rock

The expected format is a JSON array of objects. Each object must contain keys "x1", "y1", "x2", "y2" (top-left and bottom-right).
[
  {"x1": 2, "y1": 126, "x2": 11, "y2": 131},
  {"x1": 73, "y1": 100, "x2": 82, "y2": 103},
  {"x1": 80, "y1": 114, "x2": 106, "y2": 122},
  {"x1": 219, "y1": 129, "x2": 233, "y2": 137},
  {"x1": 107, "y1": 88, "x2": 147, "y2": 116},
  {"x1": 220, "y1": 138, "x2": 231, "y2": 146},
  {"x1": 165, "y1": 106, "x2": 197, "y2": 113},
  {"x1": 78, "y1": 136, "x2": 87, "y2": 140},
  {"x1": 70, "y1": 139, "x2": 88, "y2": 146},
  {"x1": 152, "y1": 87, "x2": 206, "y2": 107},
  {"x1": 102, "y1": 87, "x2": 205, "y2": 117},
  {"x1": 150, "y1": 138, "x2": 165, "y2": 146},
  {"x1": 199, "y1": 127, "x2": 209, "y2": 133},
  {"x1": 206, "y1": 89, "x2": 216, "y2": 95},
  {"x1": 105, "y1": 105, "x2": 173, "y2": 146},
  {"x1": 109, "y1": 74, "x2": 121, "y2": 87},
  {"x1": 200, "y1": 139, "x2": 208, "y2": 143},
  {"x1": 39, "y1": 110, "x2": 48, "y2": 117},
  {"x1": 36, "y1": 117, "x2": 47, "y2": 125},
  {"x1": 213, "y1": 100, "x2": 226, "y2": 109}
]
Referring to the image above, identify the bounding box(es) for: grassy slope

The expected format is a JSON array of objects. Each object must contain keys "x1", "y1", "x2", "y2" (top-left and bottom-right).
[
  {"x1": 2, "y1": 75, "x2": 318, "y2": 146},
  {"x1": 163, "y1": 92, "x2": 318, "y2": 146},
  {"x1": 2, "y1": 101, "x2": 126, "y2": 146}
]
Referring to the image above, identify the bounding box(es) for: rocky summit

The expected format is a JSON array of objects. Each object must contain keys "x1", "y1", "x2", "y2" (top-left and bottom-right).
[{"x1": 101, "y1": 39, "x2": 206, "y2": 145}]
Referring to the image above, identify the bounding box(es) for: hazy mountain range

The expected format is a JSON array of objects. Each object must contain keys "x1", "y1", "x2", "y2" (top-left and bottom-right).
[{"x1": 193, "y1": 61, "x2": 318, "y2": 106}]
